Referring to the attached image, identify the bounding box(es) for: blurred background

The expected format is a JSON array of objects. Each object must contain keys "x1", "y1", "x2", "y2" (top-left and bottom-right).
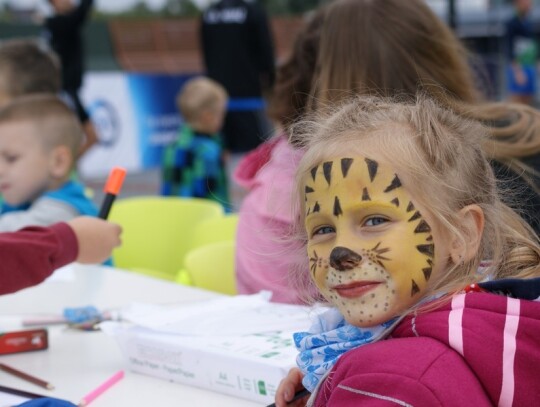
[{"x1": 0, "y1": 0, "x2": 537, "y2": 202}]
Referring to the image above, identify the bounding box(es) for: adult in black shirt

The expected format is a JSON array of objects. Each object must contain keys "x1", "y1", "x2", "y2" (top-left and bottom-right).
[
  {"x1": 44, "y1": 0, "x2": 97, "y2": 157},
  {"x1": 201, "y1": 0, "x2": 276, "y2": 153}
]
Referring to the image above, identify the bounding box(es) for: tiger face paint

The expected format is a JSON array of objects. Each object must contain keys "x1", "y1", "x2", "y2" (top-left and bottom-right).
[{"x1": 303, "y1": 156, "x2": 445, "y2": 327}]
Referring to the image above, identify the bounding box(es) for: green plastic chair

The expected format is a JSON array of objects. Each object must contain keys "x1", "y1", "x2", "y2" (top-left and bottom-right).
[
  {"x1": 176, "y1": 241, "x2": 237, "y2": 295},
  {"x1": 108, "y1": 197, "x2": 224, "y2": 280},
  {"x1": 189, "y1": 214, "x2": 239, "y2": 249}
]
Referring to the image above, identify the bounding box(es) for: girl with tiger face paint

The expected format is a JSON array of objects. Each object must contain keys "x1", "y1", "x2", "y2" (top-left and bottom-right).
[
  {"x1": 303, "y1": 156, "x2": 448, "y2": 327},
  {"x1": 274, "y1": 96, "x2": 540, "y2": 407}
]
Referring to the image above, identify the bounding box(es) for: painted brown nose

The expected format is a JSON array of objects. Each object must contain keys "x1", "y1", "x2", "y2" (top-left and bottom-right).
[{"x1": 329, "y1": 246, "x2": 363, "y2": 271}]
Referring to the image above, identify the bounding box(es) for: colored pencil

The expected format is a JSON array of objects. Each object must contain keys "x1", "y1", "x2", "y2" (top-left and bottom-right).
[
  {"x1": 0, "y1": 363, "x2": 54, "y2": 390},
  {"x1": 0, "y1": 384, "x2": 44, "y2": 399},
  {"x1": 78, "y1": 370, "x2": 124, "y2": 407}
]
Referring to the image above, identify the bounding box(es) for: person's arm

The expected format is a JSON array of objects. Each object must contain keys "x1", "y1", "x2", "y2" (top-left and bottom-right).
[
  {"x1": 0, "y1": 217, "x2": 121, "y2": 295},
  {"x1": 45, "y1": 0, "x2": 94, "y2": 33},
  {"x1": 0, "y1": 199, "x2": 79, "y2": 232},
  {"x1": 314, "y1": 338, "x2": 492, "y2": 407}
]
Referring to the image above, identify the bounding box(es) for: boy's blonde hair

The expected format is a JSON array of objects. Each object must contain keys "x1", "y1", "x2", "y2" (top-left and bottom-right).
[
  {"x1": 176, "y1": 77, "x2": 227, "y2": 125},
  {"x1": 0, "y1": 94, "x2": 83, "y2": 162},
  {"x1": 0, "y1": 39, "x2": 60, "y2": 98},
  {"x1": 292, "y1": 95, "x2": 540, "y2": 301}
]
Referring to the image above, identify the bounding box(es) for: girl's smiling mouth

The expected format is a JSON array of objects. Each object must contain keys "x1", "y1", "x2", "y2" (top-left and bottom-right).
[{"x1": 332, "y1": 281, "x2": 382, "y2": 298}]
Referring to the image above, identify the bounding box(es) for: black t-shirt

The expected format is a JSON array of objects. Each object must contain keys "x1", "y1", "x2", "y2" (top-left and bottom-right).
[
  {"x1": 200, "y1": 0, "x2": 275, "y2": 98},
  {"x1": 44, "y1": 0, "x2": 93, "y2": 91}
]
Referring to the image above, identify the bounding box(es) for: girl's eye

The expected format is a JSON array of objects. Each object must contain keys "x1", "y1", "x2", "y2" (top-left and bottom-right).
[
  {"x1": 364, "y1": 216, "x2": 388, "y2": 227},
  {"x1": 4, "y1": 155, "x2": 18, "y2": 164},
  {"x1": 313, "y1": 226, "x2": 335, "y2": 236}
]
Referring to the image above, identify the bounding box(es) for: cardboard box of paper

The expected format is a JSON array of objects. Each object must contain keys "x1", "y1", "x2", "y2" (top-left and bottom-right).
[
  {"x1": 108, "y1": 325, "x2": 297, "y2": 403},
  {"x1": 102, "y1": 293, "x2": 319, "y2": 404}
]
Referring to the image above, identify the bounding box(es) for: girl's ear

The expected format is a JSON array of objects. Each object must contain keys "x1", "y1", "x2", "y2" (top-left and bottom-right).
[
  {"x1": 449, "y1": 204, "x2": 485, "y2": 265},
  {"x1": 49, "y1": 145, "x2": 73, "y2": 179}
]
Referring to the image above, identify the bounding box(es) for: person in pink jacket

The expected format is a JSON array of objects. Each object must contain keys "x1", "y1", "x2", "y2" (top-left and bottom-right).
[
  {"x1": 275, "y1": 95, "x2": 540, "y2": 406},
  {"x1": 233, "y1": 9, "x2": 324, "y2": 303}
]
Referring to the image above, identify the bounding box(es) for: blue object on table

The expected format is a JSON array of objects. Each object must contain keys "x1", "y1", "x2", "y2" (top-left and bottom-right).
[
  {"x1": 63, "y1": 306, "x2": 101, "y2": 324},
  {"x1": 18, "y1": 398, "x2": 76, "y2": 406}
]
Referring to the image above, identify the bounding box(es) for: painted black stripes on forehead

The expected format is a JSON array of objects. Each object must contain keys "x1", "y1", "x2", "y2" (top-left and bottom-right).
[
  {"x1": 365, "y1": 158, "x2": 378, "y2": 182},
  {"x1": 305, "y1": 185, "x2": 314, "y2": 193},
  {"x1": 310, "y1": 166, "x2": 318, "y2": 181},
  {"x1": 341, "y1": 158, "x2": 353, "y2": 178},
  {"x1": 323, "y1": 162, "x2": 333, "y2": 185},
  {"x1": 384, "y1": 175, "x2": 402, "y2": 192}
]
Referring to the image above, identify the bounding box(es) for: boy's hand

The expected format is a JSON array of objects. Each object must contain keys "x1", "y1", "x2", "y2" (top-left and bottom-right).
[
  {"x1": 275, "y1": 368, "x2": 308, "y2": 407},
  {"x1": 67, "y1": 217, "x2": 122, "y2": 263}
]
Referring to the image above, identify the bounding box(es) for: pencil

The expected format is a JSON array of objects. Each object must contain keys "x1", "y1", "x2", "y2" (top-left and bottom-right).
[
  {"x1": 98, "y1": 167, "x2": 126, "y2": 219},
  {"x1": 78, "y1": 370, "x2": 124, "y2": 407},
  {"x1": 0, "y1": 363, "x2": 54, "y2": 390}
]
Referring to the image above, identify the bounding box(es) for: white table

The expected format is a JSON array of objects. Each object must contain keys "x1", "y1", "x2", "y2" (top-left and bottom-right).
[{"x1": 0, "y1": 265, "x2": 263, "y2": 406}]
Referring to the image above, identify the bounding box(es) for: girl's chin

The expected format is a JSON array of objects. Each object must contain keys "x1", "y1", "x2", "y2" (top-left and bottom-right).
[{"x1": 341, "y1": 312, "x2": 394, "y2": 328}]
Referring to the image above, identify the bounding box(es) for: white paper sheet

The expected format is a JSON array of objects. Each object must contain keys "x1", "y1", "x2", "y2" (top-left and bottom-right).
[{"x1": 119, "y1": 291, "x2": 321, "y2": 336}]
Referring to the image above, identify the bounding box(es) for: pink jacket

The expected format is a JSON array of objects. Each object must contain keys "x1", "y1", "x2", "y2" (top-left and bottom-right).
[
  {"x1": 233, "y1": 135, "x2": 306, "y2": 304},
  {"x1": 313, "y1": 292, "x2": 540, "y2": 406}
]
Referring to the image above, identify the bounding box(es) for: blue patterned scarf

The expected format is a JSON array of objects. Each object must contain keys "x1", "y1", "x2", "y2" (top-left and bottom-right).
[{"x1": 293, "y1": 308, "x2": 397, "y2": 392}]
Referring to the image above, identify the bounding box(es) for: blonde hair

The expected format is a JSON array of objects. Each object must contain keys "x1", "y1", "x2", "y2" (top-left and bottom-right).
[
  {"x1": 292, "y1": 95, "x2": 540, "y2": 301},
  {"x1": 306, "y1": 0, "x2": 540, "y2": 177},
  {"x1": 0, "y1": 94, "x2": 83, "y2": 159},
  {"x1": 177, "y1": 77, "x2": 227, "y2": 124}
]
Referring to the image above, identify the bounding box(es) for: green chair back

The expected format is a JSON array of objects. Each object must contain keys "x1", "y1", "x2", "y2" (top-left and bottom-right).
[
  {"x1": 178, "y1": 241, "x2": 236, "y2": 295},
  {"x1": 189, "y1": 214, "x2": 239, "y2": 249},
  {"x1": 109, "y1": 197, "x2": 224, "y2": 279}
]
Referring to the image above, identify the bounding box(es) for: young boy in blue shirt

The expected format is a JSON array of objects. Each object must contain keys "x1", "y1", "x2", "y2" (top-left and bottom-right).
[
  {"x1": 161, "y1": 76, "x2": 229, "y2": 209},
  {"x1": 0, "y1": 94, "x2": 97, "y2": 231}
]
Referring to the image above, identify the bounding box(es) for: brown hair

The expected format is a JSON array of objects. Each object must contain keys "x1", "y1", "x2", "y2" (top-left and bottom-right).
[
  {"x1": 306, "y1": 0, "x2": 540, "y2": 175},
  {"x1": 311, "y1": 0, "x2": 479, "y2": 108},
  {"x1": 293, "y1": 95, "x2": 540, "y2": 302},
  {"x1": 0, "y1": 39, "x2": 60, "y2": 99},
  {"x1": 177, "y1": 77, "x2": 227, "y2": 124},
  {"x1": 267, "y1": 8, "x2": 326, "y2": 128},
  {"x1": 0, "y1": 94, "x2": 83, "y2": 158}
]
